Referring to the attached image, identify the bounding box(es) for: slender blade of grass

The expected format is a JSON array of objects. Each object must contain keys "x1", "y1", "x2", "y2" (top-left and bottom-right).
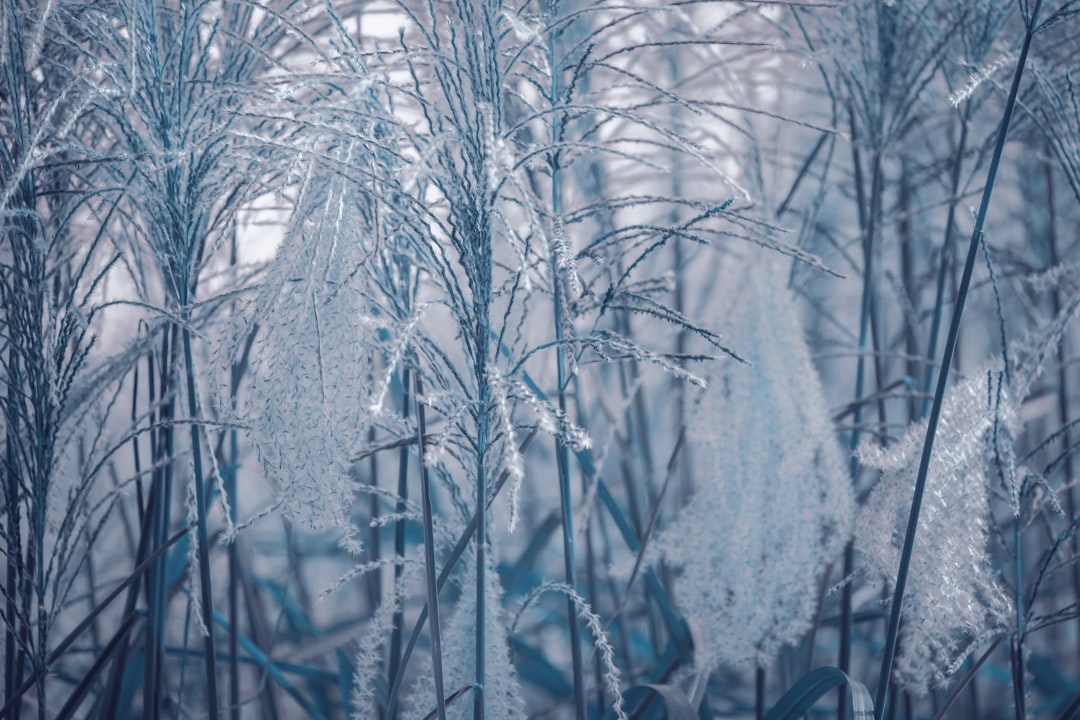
[
  {"x1": 414, "y1": 368, "x2": 447, "y2": 720},
  {"x1": 874, "y1": 5, "x2": 1043, "y2": 715}
]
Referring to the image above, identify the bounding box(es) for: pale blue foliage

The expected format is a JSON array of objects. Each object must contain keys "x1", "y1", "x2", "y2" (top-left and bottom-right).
[{"x1": 857, "y1": 286, "x2": 1080, "y2": 694}]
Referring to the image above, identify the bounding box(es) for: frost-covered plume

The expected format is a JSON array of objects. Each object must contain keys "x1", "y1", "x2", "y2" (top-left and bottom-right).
[
  {"x1": 855, "y1": 366, "x2": 1015, "y2": 694},
  {"x1": 510, "y1": 582, "x2": 628, "y2": 720},
  {"x1": 352, "y1": 556, "x2": 421, "y2": 714},
  {"x1": 855, "y1": 284, "x2": 1080, "y2": 694},
  {"x1": 240, "y1": 174, "x2": 378, "y2": 532},
  {"x1": 949, "y1": 53, "x2": 1015, "y2": 107},
  {"x1": 656, "y1": 251, "x2": 852, "y2": 670}
]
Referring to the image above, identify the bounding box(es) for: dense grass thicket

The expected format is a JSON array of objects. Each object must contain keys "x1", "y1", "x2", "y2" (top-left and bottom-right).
[{"x1": 4, "y1": 1, "x2": 1080, "y2": 718}]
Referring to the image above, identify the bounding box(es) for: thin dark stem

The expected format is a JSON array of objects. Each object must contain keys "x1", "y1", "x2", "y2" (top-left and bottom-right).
[
  {"x1": 874, "y1": 6, "x2": 1042, "y2": 715},
  {"x1": 839, "y1": 94, "x2": 875, "y2": 720},
  {"x1": 414, "y1": 369, "x2": 447, "y2": 720},
  {"x1": 474, "y1": 379, "x2": 489, "y2": 720},
  {"x1": 755, "y1": 666, "x2": 766, "y2": 720},
  {"x1": 921, "y1": 110, "x2": 970, "y2": 419},
  {"x1": 182, "y1": 323, "x2": 219, "y2": 720},
  {"x1": 146, "y1": 328, "x2": 175, "y2": 720},
  {"x1": 389, "y1": 367, "x2": 412, "y2": 720},
  {"x1": 549, "y1": 10, "x2": 587, "y2": 718},
  {"x1": 227, "y1": 231, "x2": 242, "y2": 720},
  {"x1": 4, "y1": 345, "x2": 21, "y2": 720}
]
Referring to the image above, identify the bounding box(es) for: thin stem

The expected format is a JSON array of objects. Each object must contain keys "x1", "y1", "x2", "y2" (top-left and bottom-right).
[
  {"x1": 921, "y1": 110, "x2": 970, "y2": 419},
  {"x1": 227, "y1": 230, "x2": 242, "y2": 720},
  {"x1": 874, "y1": 6, "x2": 1042, "y2": 715},
  {"x1": 549, "y1": 6, "x2": 587, "y2": 717},
  {"x1": 755, "y1": 666, "x2": 766, "y2": 720},
  {"x1": 1013, "y1": 523, "x2": 1026, "y2": 720},
  {"x1": 474, "y1": 379, "x2": 489, "y2": 720},
  {"x1": 4, "y1": 345, "x2": 22, "y2": 720},
  {"x1": 414, "y1": 369, "x2": 447, "y2": 720},
  {"x1": 146, "y1": 329, "x2": 175, "y2": 720},
  {"x1": 839, "y1": 93, "x2": 875, "y2": 720},
  {"x1": 182, "y1": 323, "x2": 219, "y2": 720},
  {"x1": 227, "y1": 396, "x2": 240, "y2": 720},
  {"x1": 389, "y1": 366, "x2": 412, "y2": 720}
]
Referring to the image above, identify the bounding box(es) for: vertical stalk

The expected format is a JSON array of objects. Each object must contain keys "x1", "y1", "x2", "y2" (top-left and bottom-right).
[
  {"x1": 4, "y1": 347, "x2": 22, "y2": 720},
  {"x1": 898, "y1": 159, "x2": 919, "y2": 422},
  {"x1": 227, "y1": 381, "x2": 241, "y2": 720},
  {"x1": 226, "y1": 325, "x2": 246, "y2": 720},
  {"x1": 839, "y1": 99, "x2": 877, "y2": 720},
  {"x1": 226, "y1": 225, "x2": 242, "y2": 720},
  {"x1": 145, "y1": 328, "x2": 175, "y2": 720},
  {"x1": 1013, "y1": 523, "x2": 1026, "y2": 720},
  {"x1": 874, "y1": 5, "x2": 1042, "y2": 715},
  {"x1": 99, "y1": 360, "x2": 154, "y2": 720},
  {"x1": 474, "y1": 358, "x2": 489, "y2": 720},
  {"x1": 548, "y1": 5, "x2": 587, "y2": 716},
  {"x1": 181, "y1": 320, "x2": 219, "y2": 720},
  {"x1": 388, "y1": 366, "x2": 411, "y2": 720},
  {"x1": 755, "y1": 666, "x2": 766, "y2": 720},
  {"x1": 414, "y1": 369, "x2": 446, "y2": 720},
  {"x1": 921, "y1": 112, "x2": 970, "y2": 419}
]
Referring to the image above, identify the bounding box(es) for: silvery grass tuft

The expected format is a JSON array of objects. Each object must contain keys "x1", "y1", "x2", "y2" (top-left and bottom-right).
[
  {"x1": 237, "y1": 170, "x2": 380, "y2": 535},
  {"x1": 282, "y1": 0, "x2": 753, "y2": 715},
  {"x1": 0, "y1": 2, "x2": 129, "y2": 713},
  {"x1": 656, "y1": 250, "x2": 852, "y2": 671},
  {"x1": 855, "y1": 365, "x2": 1016, "y2": 695}
]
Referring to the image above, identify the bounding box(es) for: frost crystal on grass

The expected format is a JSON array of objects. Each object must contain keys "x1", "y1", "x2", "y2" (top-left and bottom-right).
[
  {"x1": 949, "y1": 54, "x2": 1015, "y2": 107},
  {"x1": 657, "y1": 252, "x2": 852, "y2": 670},
  {"x1": 855, "y1": 366, "x2": 1014, "y2": 695}
]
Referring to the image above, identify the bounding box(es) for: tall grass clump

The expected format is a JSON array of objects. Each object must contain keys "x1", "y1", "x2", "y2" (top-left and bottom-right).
[
  {"x1": 4, "y1": 1, "x2": 1080, "y2": 718},
  {"x1": 240, "y1": 2, "x2": 764, "y2": 718},
  {"x1": 70, "y1": 1, "x2": 298, "y2": 715},
  {"x1": 0, "y1": 2, "x2": 150, "y2": 716}
]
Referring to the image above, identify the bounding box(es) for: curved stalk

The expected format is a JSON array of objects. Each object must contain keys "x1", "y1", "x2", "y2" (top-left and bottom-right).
[
  {"x1": 181, "y1": 321, "x2": 220, "y2": 720},
  {"x1": 548, "y1": 7, "x2": 587, "y2": 718}
]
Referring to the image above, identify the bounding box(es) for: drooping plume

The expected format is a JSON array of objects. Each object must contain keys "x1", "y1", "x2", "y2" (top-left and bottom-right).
[{"x1": 657, "y1": 251, "x2": 852, "y2": 670}]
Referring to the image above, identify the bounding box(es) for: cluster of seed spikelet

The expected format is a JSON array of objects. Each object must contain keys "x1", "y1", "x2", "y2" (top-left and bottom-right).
[{"x1": 242, "y1": 182, "x2": 376, "y2": 533}]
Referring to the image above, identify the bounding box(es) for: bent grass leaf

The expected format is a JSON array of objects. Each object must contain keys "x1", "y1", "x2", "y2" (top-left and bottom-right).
[
  {"x1": 621, "y1": 683, "x2": 699, "y2": 720},
  {"x1": 764, "y1": 666, "x2": 874, "y2": 720}
]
